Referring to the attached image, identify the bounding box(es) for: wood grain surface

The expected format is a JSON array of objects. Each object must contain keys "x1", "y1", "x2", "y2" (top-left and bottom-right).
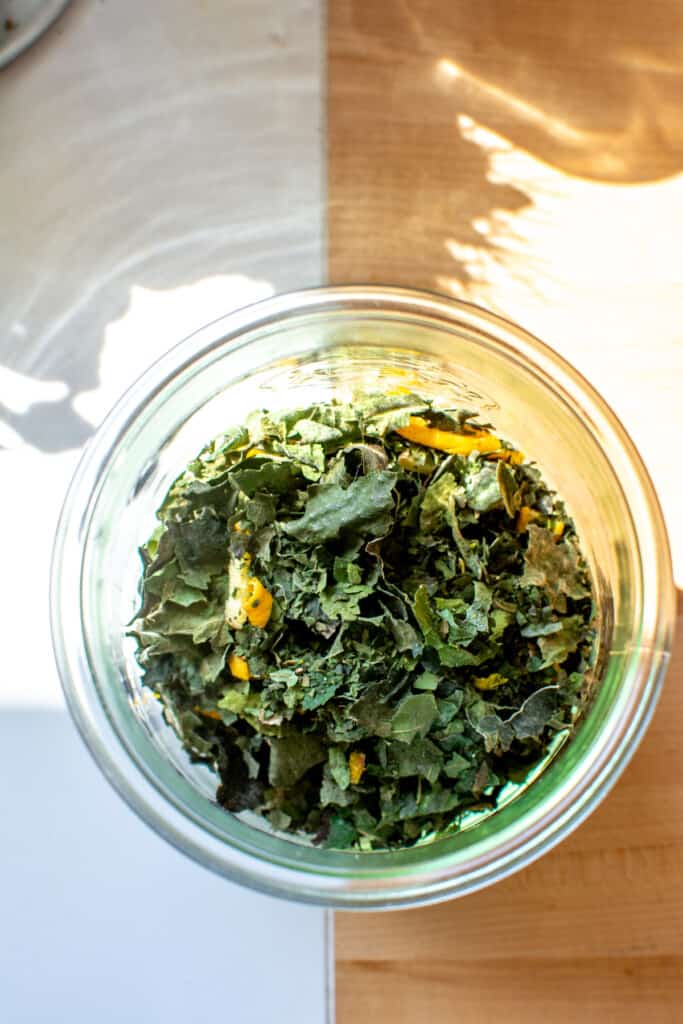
[{"x1": 329, "y1": 2, "x2": 683, "y2": 1020}]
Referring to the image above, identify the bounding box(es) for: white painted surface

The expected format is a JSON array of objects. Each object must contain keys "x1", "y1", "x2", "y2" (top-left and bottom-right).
[
  {"x1": 0, "y1": 711, "x2": 330, "y2": 1024},
  {"x1": 0, "y1": 1, "x2": 328, "y2": 1020},
  {"x1": 436, "y1": 112, "x2": 683, "y2": 582}
]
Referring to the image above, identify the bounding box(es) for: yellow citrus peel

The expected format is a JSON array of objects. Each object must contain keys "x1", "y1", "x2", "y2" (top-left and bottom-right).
[
  {"x1": 244, "y1": 577, "x2": 273, "y2": 629},
  {"x1": 516, "y1": 506, "x2": 540, "y2": 533},
  {"x1": 395, "y1": 416, "x2": 501, "y2": 455},
  {"x1": 349, "y1": 751, "x2": 366, "y2": 785},
  {"x1": 228, "y1": 653, "x2": 251, "y2": 680},
  {"x1": 225, "y1": 552, "x2": 272, "y2": 629},
  {"x1": 193, "y1": 707, "x2": 221, "y2": 720},
  {"x1": 473, "y1": 673, "x2": 509, "y2": 691},
  {"x1": 245, "y1": 448, "x2": 286, "y2": 461}
]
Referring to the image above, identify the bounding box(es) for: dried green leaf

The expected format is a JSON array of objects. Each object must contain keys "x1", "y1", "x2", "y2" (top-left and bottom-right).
[
  {"x1": 521, "y1": 525, "x2": 590, "y2": 610},
  {"x1": 388, "y1": 737, "x2": 442, "y2": 783},
  {"x1": 328, "y1": 746, "x2": 351, "y2": 790},
  {"x1": 268, "y1": 734, "x2": 326, "y2": 787},
  {"x1": 282, "y1": 471, "x2": 398, "y2": 544},
  {"x1": 536, "y1": 616, "x2": 585, "y2": 668},
  {"x1": 230, "y1": 458, "x2": 302, "y2": 497},
  {"x1": 462, "y1": 460, "x2": 501, "y2": 512},
  {"x1": 413, "y1": 671, "x2": 440, "y2": 691},
  {"x1": 496, "y1": 460, "x2": 520, "y2": 517},
  {"x1": 391, "y1": 693, "x2": 438, "y2": 744},
  {"x1": 508, "y1": 686, "x2": 560, "y2": 740}
]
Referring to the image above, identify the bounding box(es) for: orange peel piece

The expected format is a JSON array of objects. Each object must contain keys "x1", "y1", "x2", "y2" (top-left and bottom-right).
[
  {"x1": 243, "y1": 578, "x2": 273, "y2": 629},
  {"x1": 228, "y1": 653, "x2": 251, "y2": 680},
  {"x1": 516, "y1": 506, "x2": 540, "y2": 533},
  {"x1": 193, "y1": 706, "x2": 222, "y2": 720},
  {"x1": 349, "y1": 751, "x2": 366, "y2": 785},
  {"x1": 473, "y1": 673, "x2": 508, "y2": 691},
  {"x1": 395, "y1": 416, "x2": 501, "y2": 455}
]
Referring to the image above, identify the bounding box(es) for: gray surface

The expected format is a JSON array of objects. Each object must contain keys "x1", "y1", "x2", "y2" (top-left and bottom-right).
[
  {"x1": 1, "y1": 1, "x2": 328, "y2": 1020},
  {"x1": 0, "y1": 1, "x2": 72, "y2": 70},
  {"x1": 0, "y1": 0, "x2": 323, "y2": 451},
  {"x1": 0, "y1": 712, "x2": 330, "y2": 1024}
]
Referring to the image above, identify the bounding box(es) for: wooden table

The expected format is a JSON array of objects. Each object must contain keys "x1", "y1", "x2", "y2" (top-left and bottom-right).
[{"x1": 329, "y1": 3, "x2": 683, "y2": 1021}]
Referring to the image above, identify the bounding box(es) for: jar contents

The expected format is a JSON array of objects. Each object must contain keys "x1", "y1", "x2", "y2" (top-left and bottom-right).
[{"x1": 130, "y1": 392, "x2": 596, "y2": 850}]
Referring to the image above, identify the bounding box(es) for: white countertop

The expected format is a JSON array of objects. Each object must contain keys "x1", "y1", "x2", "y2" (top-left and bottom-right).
[{"x1": 0, "y1": 2, "x2": 329, "y2": 1020}]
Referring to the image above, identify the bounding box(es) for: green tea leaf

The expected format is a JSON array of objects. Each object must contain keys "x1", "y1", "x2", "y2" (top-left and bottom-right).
[
  {"x1": 521, "y1": 525, "x2": 590, "y2": 610},
  {"x1": 290, "y1": 418, "x2": 343, "y2": 444},
  {"x1": 351, "y1": 691, "x2": 394, "y2": 738},
  {"x1": 536, "y1": 616, "x2": 585, "y2": 668},
  {"x1": 169, "y1": 509, "x2": 228, "y2": 580},
  {"x1": 328, "y1": 746, "x2": 351, "y2": 790},
  {"x1": 496, "y1": 460, "x2": 520, "y2": 517},
  {"x1": 444, "y1": 752, "x2": 470, "y2": 778},
  {"x1": 282, "y1": 471, "x2": 398, "y2": 543},
  {"x1": 302, "y1": 677, "x2": 342, "y2": 711},
  {"x1": 360, "y1": 393, "x2": 429, "y2": 436},
  {"x1": 462, "y1": 461, "x2": 501, "y2": 512},
  {"x1": 420, "y1": 473, "x2": 458, "y2": 533},
  {"x1": 508, "y1": 686, "x2": 560, "y2": 740},
  {"x1": 230, "y1": 458, "x2": 301, "y2": 497},
  {"x1": 413, "y1": 670, "x2": 440, "y2": 691},
  {"x1": 391, "y1": 693, "x2": 438, "y2": 744},
  {"x1": 268, "y1": 734, "x2": 326, "y2": 787},
  {"x1": 320, "y1": 773, "x2": 355, "y2": 807},
  {"x1": 388, "y1": 737, "x2": 442, "y2": 783},
  {"x1": 323, "y1": 815, "x2": 357, "y2": 849}
]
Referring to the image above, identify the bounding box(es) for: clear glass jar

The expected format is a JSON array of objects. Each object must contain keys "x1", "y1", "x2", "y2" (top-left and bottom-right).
[{"x1": 51, "y1": 286, "x2": 674, "y2": 908}]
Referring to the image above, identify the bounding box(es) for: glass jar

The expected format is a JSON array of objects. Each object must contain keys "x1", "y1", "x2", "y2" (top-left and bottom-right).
[{"x1": 50, "y1": 286, "x2": 674, "y2": 908}]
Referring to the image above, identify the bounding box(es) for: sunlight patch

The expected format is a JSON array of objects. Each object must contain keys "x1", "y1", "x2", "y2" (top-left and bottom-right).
[{"x1": 73, "y1": 275, "x2": 274, "y2": 427}]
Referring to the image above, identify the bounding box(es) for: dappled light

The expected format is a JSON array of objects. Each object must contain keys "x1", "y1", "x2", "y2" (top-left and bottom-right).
[
  {"x1": 330, "y1": 0, "x2": 683, "y2": 580},
  {"x1": 74, "y1": 275, "x2": 275, "y2": 427},
  {"x1": 435, "y1": 112, "x2": 683, "y2": 581},
  {"x1": 0, "y1": 271, "x2": 274, "y2": 711}
]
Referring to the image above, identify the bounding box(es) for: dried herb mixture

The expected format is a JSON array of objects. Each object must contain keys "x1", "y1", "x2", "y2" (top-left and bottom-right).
[{"x1": 131, "y1": 392, "x2": 595, "y2": 850}]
